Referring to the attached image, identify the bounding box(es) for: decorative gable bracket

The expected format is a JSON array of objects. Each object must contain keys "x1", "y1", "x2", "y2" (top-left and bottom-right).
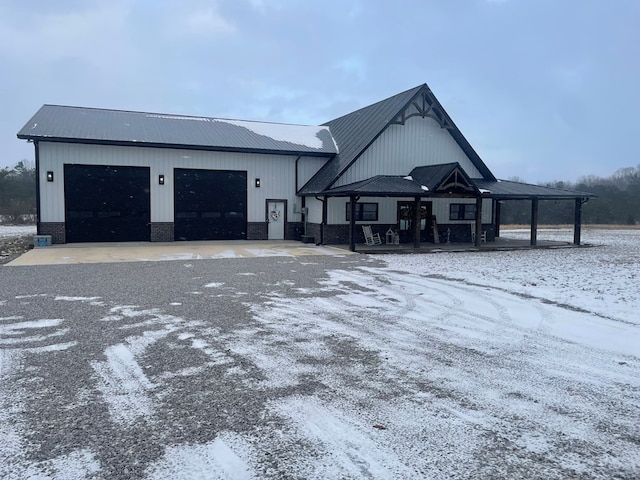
[
  {"x1": 437, "y1": 167, "x2": 477, "y2": 194},
  {"x1": 390, "y1": 90, "x2": 453, "y2": 129}
]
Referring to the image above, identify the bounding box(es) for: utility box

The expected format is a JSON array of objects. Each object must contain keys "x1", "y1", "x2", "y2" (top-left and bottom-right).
[{"x1": 34, "y1": 235, "x2": 52, "y2": 247}]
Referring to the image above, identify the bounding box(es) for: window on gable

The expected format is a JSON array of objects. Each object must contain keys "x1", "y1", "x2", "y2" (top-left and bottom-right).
[
  {"x1": 450, "y1": 203, "x2": 476, "y2": 220},
  {"x1": 346, "y1": 202, "x2": 379, "y2": 222}
]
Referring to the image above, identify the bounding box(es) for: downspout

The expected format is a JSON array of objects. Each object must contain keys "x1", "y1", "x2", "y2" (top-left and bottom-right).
[
  {"x1": 34, "y1": 140, "x2": 41, "y2": 235},
  {"x1": 294, "y1": 155, "x2": 302, "y2": 192},
  {"x1": 294, "y1": 155, "x2": 302, "y2": 237}
]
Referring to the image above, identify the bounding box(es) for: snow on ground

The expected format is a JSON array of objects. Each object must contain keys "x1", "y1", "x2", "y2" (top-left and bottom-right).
[
  {"x1": 0, "y1": 225, "x2": 36, "y2": 239},
  {"x1": 0, "y1": 228, "x2": 638, "y2": 479},
  {"x1": 378, "y1": 228, "x2": 639, "y2": 323}
]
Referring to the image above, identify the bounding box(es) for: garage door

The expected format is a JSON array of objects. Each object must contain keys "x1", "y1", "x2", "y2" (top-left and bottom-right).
[
  {"x1": 64, "y1": 164, "x2": 151, "y2": 243},
  {"x1": 174, "y1": 169, "x2": 247, "y2": 241}
]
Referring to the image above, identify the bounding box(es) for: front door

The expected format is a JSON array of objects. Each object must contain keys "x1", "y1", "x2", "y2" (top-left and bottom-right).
[
  {"x1": 267, "y1": 200, "x2": 286, "y2": 240},
  {"x1": 397, "y1": 201, "x2": 432, "y2": 243}
]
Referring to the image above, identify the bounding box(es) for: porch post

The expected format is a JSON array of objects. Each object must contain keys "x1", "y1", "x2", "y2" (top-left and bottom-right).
[
  {"x1": 530, "y1": 198, "x2": 539, "y2": 246},
  {"x1": 494, "y1": 199, "x2": 501, "y2": 238},
  {"x1": 349, "y1": 195, "x2": 357, "y2": 252},
  {"x1": 474, "y1": 196, "x2": 483, "y2": 247},
  {"x1": 413, "y1": 196, "x2": 421, "y2": 248},
  {"x1": 573, "y1": 198, "x2": 582, "y2": 245},
  {"x1": 321, "y1": 195, "x2": 328, "y2": 245}
]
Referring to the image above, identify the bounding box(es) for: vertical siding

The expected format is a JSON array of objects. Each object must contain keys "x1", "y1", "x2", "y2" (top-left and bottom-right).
[
  {"x1": 432, "y1": 198, "x2": 493, "y2": 224},
  {"x1": 324, "y1": 197, "x2": 493, "y2": 226},
  {"x1": 38, "y1": 142, "x2": 312, "y2": 224},
  {"x1": 326, "y1": 196, "x2": 410, "y2": 224},
  {"x1": 297, "y1": 157, "x2": 327, "y2": 191},
  {"x1": 306, "y1": 197, "x2": 323, "y2": 224},
  {"x1": 336, "y1": 116, "x2": 482, "y2": 187}
]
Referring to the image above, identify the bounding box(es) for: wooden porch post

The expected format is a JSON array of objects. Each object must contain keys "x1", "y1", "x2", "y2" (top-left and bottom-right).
[
  {"x1": 494, "y1": 200, "x2": 501, "y2": 238},
  {"x1": 349, "y1": 195, "x2": 357, "y2": 252},
  {"x1": 474, "y1": 196, "x2": 483, "y2": 247},
  {"x1": 573, "y1": 198, "x2": 583, "y2": 245},
  {"x1": 530, "y1": 198, "x2": 539, "y2": 246},
  {"x1": 413, "y1": 197, "x2": 421, "y2": 248},
  {"x1": 321, "y1": 195, "x2": 328, "y2": 245}
]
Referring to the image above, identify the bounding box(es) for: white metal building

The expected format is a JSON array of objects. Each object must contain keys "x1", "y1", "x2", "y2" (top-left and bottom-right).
[{"x1": 17, "y1": 84, "x2": 594, "y2": 248}]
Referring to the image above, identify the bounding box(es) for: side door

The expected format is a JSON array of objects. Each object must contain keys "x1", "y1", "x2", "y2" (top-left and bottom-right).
[{"x1": 267, "y1": 200, "x2": 286, "y2": 240}]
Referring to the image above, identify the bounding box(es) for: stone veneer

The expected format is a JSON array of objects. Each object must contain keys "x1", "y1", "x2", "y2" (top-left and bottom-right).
[
  {"x1": 38, "y1": 222, "x2": 66, "y2": 244},
  {"x1": 247, "y1": 222, "x2": 268, "y2": 240},
  {"x1": 150, "y1": 223, "x2": 174, "y2": 242}
]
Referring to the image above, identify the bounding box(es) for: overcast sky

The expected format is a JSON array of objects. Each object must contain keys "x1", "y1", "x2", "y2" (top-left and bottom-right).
[{"x1": 1, "y1": 0, "x2": 638, "y2": 183}]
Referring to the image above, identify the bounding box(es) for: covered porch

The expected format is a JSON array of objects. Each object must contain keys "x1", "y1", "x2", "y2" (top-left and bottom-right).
[{"x1": 307, "y1": 164, "x2": 596, "y2": 252}]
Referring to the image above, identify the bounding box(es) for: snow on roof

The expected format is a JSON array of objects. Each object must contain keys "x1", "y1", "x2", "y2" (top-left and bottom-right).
[{"x1": 215, "y1": 119, "x2": 329, "y2": 150}]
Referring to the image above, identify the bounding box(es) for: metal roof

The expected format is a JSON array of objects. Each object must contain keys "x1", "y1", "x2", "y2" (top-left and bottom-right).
[
  {"x1": 473, "y1": 179, "x2": 596, "y2": 199},
  {"x1": 17, "y1": 105, "x2": 338, "y2": 156},
  {"x1": 299, "y1": 83, "x2": 496, "y2": 195},
  {"x1": 317, "y1": 165, "x2": 595, "y2": 199},
  {"x1": 322, "y1": 175, "x2": 428, "y2": 197},
  {"x1": 409, "y1": 163, "x2": 479, "y2": 192}
]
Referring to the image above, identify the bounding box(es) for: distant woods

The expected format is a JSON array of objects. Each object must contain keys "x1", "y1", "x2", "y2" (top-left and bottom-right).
[
  {"x1": 0, "y1": 160, "x2": 36, "y2": 224},
  {"x1": 500, "y1": 165, "x2": 640, "y2": 225},
  {"x1": 0, "y1": 160, "x2": 639, "y2": 225}
]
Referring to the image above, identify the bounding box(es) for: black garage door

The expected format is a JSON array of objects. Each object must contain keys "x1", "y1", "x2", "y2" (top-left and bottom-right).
[
  {"x1": 174, "y1": 169, "x2": 247, "y2": 241},
  {"x1": 64, "y1": 164, "x2": 151, "y2": 243}
]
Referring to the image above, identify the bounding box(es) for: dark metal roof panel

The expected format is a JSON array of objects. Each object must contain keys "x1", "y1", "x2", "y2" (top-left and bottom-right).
[
  {"x1": 409, "y1": 163, "x2": 460, "y2": 190},
  {"x1": 322, "y1": 175, "x2": 428, "y2": 197},
  {"x1": 17, "y1": 105, "x2": 338, "y2": 155},
  {"x1": 299, "y1": 86, "x2": 423, "y2": 194},
  {"x1": 474, "y1": 179, "x2": 596, "y2": 198}
]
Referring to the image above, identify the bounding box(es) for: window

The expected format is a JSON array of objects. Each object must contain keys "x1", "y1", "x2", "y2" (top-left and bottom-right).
[
  {"x1": 450, "y1": 204, "x2": 476, "y2": 220},
  {"x1": 346, "y1": 202, "x2": 379, "y2": 221}
]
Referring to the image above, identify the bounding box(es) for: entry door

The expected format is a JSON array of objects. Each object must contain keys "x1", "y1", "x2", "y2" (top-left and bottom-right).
[
  {"x1": 267, "y1": 200, "x2": 285, "y2": 240},
  {"x1": 397, "y1": 201, "x2": 432, "y2": 243}
]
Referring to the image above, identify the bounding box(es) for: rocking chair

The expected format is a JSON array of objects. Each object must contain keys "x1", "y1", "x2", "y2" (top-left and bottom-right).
[{"x1": 362, "y1": 225, "x2": 383, "y2": 246}]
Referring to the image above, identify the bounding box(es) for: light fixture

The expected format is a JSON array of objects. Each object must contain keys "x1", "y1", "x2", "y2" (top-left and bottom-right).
[
  {"x1": 255, "y1": 178, "x2": 261, "y2": 188},
  {"x1": 158, "y1": 174, "x2": 165, "y2": 185},
  {"x1": 46, "y1": 171, "x2": 54, "y2": 182}
]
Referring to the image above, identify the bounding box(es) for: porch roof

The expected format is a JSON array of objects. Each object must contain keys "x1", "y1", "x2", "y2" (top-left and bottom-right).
[
  {"x1": 320, "y1": 175, "x2": 428, "y2": 197},
  {"x1": 473, "y1": 179, "x2": 596, "y2": 200},
  {"x1": 316, "y1": 171, "x2": 596, "y2": 200}
]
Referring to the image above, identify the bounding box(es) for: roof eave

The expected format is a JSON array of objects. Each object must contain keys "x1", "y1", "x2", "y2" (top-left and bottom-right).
[{"x1": 17, "y1": 136, "x2": 335, "y2": 158}]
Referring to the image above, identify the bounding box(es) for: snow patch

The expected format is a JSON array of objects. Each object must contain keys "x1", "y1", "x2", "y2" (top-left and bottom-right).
[
  {"x1": 215, "y1": 118, "x2": 328, "y2": 150},
  {"x1": 145, "y1": 434, "x2": 255, "y2": 480}
]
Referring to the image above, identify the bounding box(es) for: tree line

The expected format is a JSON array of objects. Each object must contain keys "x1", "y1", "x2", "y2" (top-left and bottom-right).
[
  {"x1": 500, "y1": 165, "x2": 640, "y2": 225},
  {"x1": 0, "y1": 160, "x2": 36, "y2": 224},
  {"x1": 1, "y1": 160, "x2": 639, "y2": 225}
]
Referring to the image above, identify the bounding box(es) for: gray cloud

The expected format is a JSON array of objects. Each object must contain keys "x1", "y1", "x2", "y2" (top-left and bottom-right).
[{"x1": 3, "y1": 0, "x2": 639, "y2": 182}]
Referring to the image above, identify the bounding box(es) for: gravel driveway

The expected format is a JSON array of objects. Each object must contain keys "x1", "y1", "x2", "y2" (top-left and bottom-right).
[{"x1": 1, "y1": 250, "x2": 638, "y2": 479}]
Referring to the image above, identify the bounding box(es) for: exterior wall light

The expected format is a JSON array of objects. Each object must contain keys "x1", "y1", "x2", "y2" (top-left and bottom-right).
[
  {"x1": 46, "y1": 171, "x2": 54, "y2": 182},
  {"x1": 255, "y1": 178, "x2": 261, "y2": 188},
  {"x1": 159, "y1": 174, "x2": 165, "y2": 185}
]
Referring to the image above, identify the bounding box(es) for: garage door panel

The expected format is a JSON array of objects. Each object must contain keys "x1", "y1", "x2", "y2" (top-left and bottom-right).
[
  {"x1": 64, "y1": 165, "x2": 150, "y2": 243},
  {"x1": 174, "y1": 169, "x2": 247, "y2": 241}
]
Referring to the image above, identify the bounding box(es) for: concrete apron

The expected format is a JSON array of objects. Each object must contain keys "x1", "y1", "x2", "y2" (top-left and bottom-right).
[{"x1": 6, "y1": 240, "x2": 355, "y2": 266}]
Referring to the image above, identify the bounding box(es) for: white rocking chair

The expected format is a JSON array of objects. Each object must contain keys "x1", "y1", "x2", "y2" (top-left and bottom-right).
[
  {"x1": 471, "y1": 229, "x2": 487, "y2": 243},
  {"x1": 362, "y1": 225, "x2": 383, "y2": 246}
]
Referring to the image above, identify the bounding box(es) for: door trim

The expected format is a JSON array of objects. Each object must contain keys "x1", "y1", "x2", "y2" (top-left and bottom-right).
[{"x1": 266, "y1": 199, "x2": 287, "y2": 240}]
